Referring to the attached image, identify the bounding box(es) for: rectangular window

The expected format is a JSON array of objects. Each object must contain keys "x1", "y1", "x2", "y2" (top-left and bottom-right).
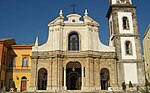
[
  {"x1": 3, "y1": 55, "x2": 6, "y2": 65},
  {"x1": 11, "y1": 57, "x2": 16, "y2": 67}
]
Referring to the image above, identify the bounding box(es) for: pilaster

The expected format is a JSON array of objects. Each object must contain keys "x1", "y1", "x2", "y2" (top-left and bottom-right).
[
  {"x1": 28, "y1": 58, "x2": 38, "y2": 91},
  {"x1": 47, "y1": 58, "x2": 52, "y2": 90}
]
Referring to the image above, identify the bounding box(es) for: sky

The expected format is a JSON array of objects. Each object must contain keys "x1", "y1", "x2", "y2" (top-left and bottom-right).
[{"x1": 0, "y1": 0, "x2": 150, "y2": 47}]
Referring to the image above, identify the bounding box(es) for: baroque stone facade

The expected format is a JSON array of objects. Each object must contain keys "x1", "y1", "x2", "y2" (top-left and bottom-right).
[
  {"x1": 28, "y1": 0, "x2": 145, "y2": 91},
  {"x1": 30, "y1": 51, "x2": 117, "y2": 90}
]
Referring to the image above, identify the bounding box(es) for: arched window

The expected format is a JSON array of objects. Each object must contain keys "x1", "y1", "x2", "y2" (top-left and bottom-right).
[
  {"x1": 68, "y1": 32, "x2": 79, "y2": 51},
  {"x1": 100, "y1": 68, "x2": 110, "y2": 90},
  {"x1": 125, "y1": 41, "x2": 132, "y2": 55},
  {"x1": 38, "y1": 68, "x2": 47, "y2": 90},
  {"x1": 22, "y1": 57, "x2": 28, "y2": 67},
  {"x1": 122, "y1": 17, "x2": 130, "y2": 30}
]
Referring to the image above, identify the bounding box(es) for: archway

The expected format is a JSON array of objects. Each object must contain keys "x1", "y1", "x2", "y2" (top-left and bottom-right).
[
  {"x1": 38, "y1": 68, "x2": 47, "y2": 90},
  {"x1": 21, "y1": 76, "x2": 27, "y2": 92},
  {"x1": 66, "y1": 62, "x2": 81, "y2": 90},
  {"x1": 100, "y1": 68, "x2": 110, "y2": 90}
]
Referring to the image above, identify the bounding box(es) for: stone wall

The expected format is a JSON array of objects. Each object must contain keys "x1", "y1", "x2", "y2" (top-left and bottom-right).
[{"x1": 29, "y1": 51, "x2": 117, "y2": 91}]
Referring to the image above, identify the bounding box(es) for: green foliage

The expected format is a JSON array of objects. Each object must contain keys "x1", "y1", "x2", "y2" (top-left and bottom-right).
[
  {"x1": 140, "y1": 79, "x2": 150, "y2": 93},
  {"x1": 145, "y1": 79, "x2": 150, "y2": 87},
  {"x1": 140, "y1": 87, "x2": 149, "y2": 93}
]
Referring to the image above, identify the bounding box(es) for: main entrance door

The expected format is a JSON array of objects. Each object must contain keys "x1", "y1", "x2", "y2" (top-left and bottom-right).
[
  {"x1": 38, "y1": 68, "x2": 47, "y2": 90},
  {"x1": 66, "y1": 62, "x2": 81, "y2": 90}
]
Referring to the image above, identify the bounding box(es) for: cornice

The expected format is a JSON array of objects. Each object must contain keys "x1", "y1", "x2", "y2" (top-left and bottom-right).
[{"x1": 31, "y1": 51, "x2": 116, "y2": 59}]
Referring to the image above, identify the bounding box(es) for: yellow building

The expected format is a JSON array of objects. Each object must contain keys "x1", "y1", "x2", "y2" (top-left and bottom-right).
[
  {"x1": 143, "y1": 25, "x2": 150, "y2": 81},
  {"x1": 6, "y1": 44, "x2": 32, "y2": 92}
]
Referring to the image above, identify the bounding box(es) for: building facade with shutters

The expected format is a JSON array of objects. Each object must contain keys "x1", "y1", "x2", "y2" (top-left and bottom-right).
[
  {"x1": 10, "y1": 45, "x2": 32, "y2": 92},
  {"x1": 0, "y1": 42, "x2": 32, "y2": 92}
]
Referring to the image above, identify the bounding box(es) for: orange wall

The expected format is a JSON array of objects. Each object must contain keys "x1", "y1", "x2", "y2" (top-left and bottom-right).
[{"x1": 0, "y1": 44, "x2": 4, "y2": 66}]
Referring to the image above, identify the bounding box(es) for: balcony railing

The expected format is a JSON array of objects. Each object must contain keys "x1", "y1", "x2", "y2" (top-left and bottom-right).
[{"x1": 8, "y1": 66, "x2": 31, "y2": 70}]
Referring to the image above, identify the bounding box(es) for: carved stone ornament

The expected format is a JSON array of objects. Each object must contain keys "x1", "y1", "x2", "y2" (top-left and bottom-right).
[{"x1": 119, "y1": 0, "x2": 126, "y2": 4}]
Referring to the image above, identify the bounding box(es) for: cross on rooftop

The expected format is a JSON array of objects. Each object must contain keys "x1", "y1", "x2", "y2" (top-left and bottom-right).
[{"x1": 71, "y1": 3, "x2": 77, "y2": 13}]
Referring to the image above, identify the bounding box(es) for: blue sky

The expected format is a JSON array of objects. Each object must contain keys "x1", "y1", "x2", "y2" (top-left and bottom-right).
[{"x1": 0, "y1": 0, "x2": 150, "y2": 47}]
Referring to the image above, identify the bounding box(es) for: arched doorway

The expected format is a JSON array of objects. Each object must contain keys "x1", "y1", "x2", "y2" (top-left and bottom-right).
[
  {"x1": 66, "y1": 62, "x2": 81, "y2": 90},
  {"x1": 100, "y1": 68, "x2": 110, "y2": 90},
  {"x1": 21, "y1": 76, "x2": 27, "y2": 92},
  {"x1": 38, "y1": 68, "x2": 47, "y2": 90}
]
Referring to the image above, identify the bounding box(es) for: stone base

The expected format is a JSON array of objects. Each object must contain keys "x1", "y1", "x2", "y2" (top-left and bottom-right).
[
  {"x1": 63, "y1": 86, "x2": 67, "y2": 90},
  {"x1": 27, "y1": 86, "x2": 37, "y2": 92},
  {"x1": 51, "y1": 87, "x2": 63, "y2": 90},
  {"x1": 26, "y1": 90, "x2": 139, "y2": 93},
  {"x1": 81, "y1": 86, "x2": 101, "y2": 90}
]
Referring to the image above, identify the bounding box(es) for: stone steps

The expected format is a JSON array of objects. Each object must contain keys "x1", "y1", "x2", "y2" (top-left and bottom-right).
[{"x1": 18, "y1": 90, "x2": 140, "y2": 93}]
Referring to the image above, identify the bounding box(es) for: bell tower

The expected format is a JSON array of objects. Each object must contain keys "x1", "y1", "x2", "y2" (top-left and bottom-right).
[{"x1": 107, "y1": 0, "x2": 145, "y2": 87}]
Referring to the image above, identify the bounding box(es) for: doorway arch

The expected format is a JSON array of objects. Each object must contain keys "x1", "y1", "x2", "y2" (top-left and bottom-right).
[
  {"x1": 100, "y1": 68, "x2": 110, "y2": 90},
  {"x1": 21, "y1": 76, "x2": 27, "y2": 92},
  {"x1": 66, "y1": 62, "x2": 81, "y2": 90},
  {"x1": 38, "y1": 68, "x2": 47, "y2": 90}
]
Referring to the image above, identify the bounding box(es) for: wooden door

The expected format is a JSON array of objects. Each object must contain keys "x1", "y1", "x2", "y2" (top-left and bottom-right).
[{"x1": 21, "y1": 81, "x2": 27, "y2": 91}]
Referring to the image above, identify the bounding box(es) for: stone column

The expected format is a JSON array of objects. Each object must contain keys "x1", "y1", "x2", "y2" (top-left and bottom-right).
[
  {"x1": 57, "y1": 57, "x2": 63, "y2": 90},
  {"x1": 63, "y1": 68, "x2": 67, "y2": 90},
  {"x1": 85, "y1": 58, "x2": 90, "y2": 90},
  {"x1": 52, "y1": 58, "x2": 58, "y2": 90},
  {"x1": 94, "y1": 58, "x2": 101, "y2": 90},
  {"x1": 47, "y1": 58, "x2": 52, "y2": 90},
  {"x1": 81, "y1": 66, "x2": 84, "y2": 90},
  {"x1": 89, "y1": 58, "x2": 94, "y2": 90}
]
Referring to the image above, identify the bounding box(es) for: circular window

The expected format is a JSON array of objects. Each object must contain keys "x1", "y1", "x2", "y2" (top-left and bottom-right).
[{"x1": 72, "y1": 19, "x2": 75, "y2": 22}]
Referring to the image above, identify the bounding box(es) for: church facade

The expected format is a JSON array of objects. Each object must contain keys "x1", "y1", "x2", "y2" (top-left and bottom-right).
[{"x1": 28, "y1": 0, "x2": 145, "y2": 91}]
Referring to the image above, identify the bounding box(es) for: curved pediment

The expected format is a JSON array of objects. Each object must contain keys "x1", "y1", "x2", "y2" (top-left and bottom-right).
[{"x1": 64, "y1": 14, "x2": 83, "y2": 23}]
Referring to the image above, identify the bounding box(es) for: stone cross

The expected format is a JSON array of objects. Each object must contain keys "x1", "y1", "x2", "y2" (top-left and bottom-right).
[{"x1": 71, "y1": 3, "x2": 77, "y2": 13}]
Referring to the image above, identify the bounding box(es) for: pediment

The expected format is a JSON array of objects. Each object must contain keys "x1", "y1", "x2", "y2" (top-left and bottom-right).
[{"x1": 64, "y1": 14, "x2": 83, "y2": 23}]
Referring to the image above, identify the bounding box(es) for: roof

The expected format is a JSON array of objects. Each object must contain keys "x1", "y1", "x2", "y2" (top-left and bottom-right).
[
  {"x1": 0, "y1": 38, "x2": 16, "y2": 45},
  {"x1": 144, "y1": 24, "x2": 150, "y2": 39},
  {"x1": 12, "y1": 44, "x2": 33, "y2": 49},
  {"x1": 12, "y1": 44, "x2": 33, "y2": 46}
]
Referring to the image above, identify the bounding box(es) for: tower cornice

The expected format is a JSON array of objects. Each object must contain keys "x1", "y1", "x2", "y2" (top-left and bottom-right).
[{"x1": 106, "y1": 4, "x2": 136, "y2": 18}]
